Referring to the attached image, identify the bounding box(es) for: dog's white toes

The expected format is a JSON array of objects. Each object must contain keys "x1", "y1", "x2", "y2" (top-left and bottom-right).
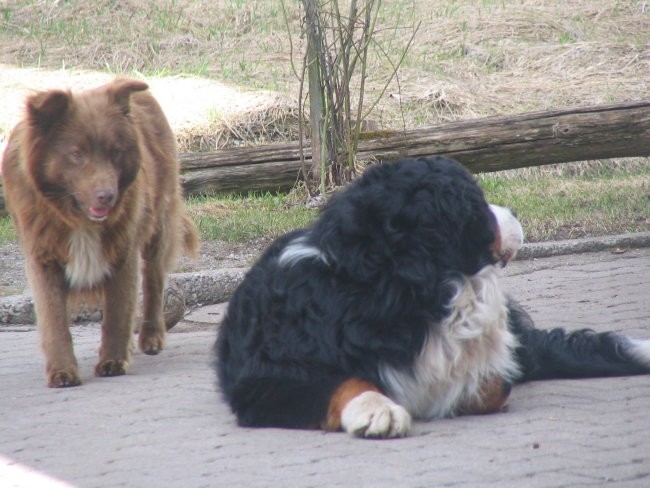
[{"x1": 341, "y1": 391, "x2": 411, "y2": 439}]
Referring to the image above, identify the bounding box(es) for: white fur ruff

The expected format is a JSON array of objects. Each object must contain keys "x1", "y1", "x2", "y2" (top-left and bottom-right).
[
  {"x1": 380, "y1": 265, "x2": 520, "y2": 420},
  {"x1": 66, "y1": 229, "x2": 111, "y2": 289}
]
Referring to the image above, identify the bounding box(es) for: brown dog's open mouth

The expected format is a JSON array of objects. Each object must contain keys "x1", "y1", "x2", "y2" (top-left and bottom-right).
[{"x1": 88, "y1": 206, "x2": 111, "y2": 221}]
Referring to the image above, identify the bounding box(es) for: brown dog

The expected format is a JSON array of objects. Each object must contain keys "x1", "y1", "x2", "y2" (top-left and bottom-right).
[{"x1": 2, "y1": 78, "x2": 199, "y2": 387}]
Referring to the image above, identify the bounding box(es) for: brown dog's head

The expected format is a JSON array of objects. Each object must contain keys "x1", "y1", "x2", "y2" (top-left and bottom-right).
[{"x1": 23, "y1": 79, "x2": 149, "y2": 223}]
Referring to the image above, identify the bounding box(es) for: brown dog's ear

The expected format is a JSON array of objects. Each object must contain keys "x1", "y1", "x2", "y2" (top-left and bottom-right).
[
  {"x1": 107, "y1": 78, "x2": 149, "y2": 115},
  {"x1": 26, "y1": 90, "x2": 71, "y2": 132}
]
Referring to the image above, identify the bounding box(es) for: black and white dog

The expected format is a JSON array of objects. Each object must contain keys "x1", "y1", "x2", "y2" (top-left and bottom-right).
[{"x1": 215, "y1": 156, "x2": 650, "y2": 438}]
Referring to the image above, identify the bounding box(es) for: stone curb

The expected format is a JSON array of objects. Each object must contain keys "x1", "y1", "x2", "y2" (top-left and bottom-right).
[
  {"x1": 0, "y1": 268, "x2": 248, "y2": 326},
  {"x1": 1, "y1": 232, "x2": 649, "y2": 326},
  {"x1": 514, "y1": 231, "x2": 650, "y2": 260}
]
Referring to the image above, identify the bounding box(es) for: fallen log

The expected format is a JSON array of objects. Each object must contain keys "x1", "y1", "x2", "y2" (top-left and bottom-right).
[
  {"x1": 178, "y1": 99, "x2": 650, "y2": 195},
  {"x1": 1, "y1": 99, "x2": 650, "y2": 213},
  {"x1": 181, "y1": 158, "x2": 304, "y2": 195}
]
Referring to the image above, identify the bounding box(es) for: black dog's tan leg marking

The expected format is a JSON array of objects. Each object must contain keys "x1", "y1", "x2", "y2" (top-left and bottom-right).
[
  {"x1": 324, "y1": 379, "x2": 378, "y2": 431},
  {"x1": 324, "y1": 379, "x2": 411, "y2": 438},
  {"x1": 458, "y1": 376, "x2": 511, "y2": 415}
]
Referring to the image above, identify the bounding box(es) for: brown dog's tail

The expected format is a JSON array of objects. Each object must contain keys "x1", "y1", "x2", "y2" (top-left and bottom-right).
[{"x1": 182, "y1": 214, "x2": 200, "y2": 259}]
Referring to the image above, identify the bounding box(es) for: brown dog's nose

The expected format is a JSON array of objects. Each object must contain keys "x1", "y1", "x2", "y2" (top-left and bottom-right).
[{"x1": 95, "y1": 189, "x2": 115, "y2": 206}]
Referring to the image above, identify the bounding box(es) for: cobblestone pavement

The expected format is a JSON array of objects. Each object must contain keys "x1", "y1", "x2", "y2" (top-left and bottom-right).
[{"x1": 1, "y1": 248, "x2": 649, "y2": 488}]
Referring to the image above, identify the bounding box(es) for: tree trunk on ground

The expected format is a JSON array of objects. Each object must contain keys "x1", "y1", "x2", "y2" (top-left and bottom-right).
[{"x1": 178, "y1": 99, "x2": 650, "y2": 196}]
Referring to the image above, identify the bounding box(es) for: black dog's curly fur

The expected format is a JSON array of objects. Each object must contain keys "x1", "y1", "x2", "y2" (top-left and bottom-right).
[{"x1": 215, "y1": 156, "x2": 650, "y2": 433}]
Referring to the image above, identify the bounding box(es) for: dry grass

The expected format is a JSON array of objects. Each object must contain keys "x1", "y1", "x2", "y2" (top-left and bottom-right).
[
  {"x1": 0, "y1": 0, "x2": 648, "y2": 242},
  {"x1": 375, "y1": 1, "x2": 650, "y2": 127},
  {"x1": 0, "y1": 66, "x2": 299, "y2": 152},
  {"x1": 2, "y1": 1, "x2": 650, "y2": 145}
]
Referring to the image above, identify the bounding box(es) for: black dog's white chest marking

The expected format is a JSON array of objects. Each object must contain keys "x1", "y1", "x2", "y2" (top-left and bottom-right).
[{"x1": 380, "y1": 266, "x2": 519, "y2": 419}]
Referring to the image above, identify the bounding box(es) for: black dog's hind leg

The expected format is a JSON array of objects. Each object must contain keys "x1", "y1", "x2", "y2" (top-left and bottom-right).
[{"x1": 508, "y1": 298, "x2": 650, "y2": 382}]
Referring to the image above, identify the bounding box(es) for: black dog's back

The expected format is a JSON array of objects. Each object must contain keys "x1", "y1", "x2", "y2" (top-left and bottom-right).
[
  {"x1": 214, "y1": 158, "x2": 479, "y2": 429},
  {"x1": 215, "y1": 229, "x2": 351, "y2": 428}
]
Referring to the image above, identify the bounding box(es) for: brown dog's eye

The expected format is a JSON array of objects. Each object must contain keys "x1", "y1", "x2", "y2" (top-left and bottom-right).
[
  {"x1": 110, "y1": 148, "x2": 124, "y2": 162},
  {"x1": 69, "y1": 148, "x2": 84, "y2": 164}
]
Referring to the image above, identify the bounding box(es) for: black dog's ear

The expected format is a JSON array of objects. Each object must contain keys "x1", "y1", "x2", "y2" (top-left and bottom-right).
[
  {"x1": 457, "y1": 207, "x2": 499, "y2": 275},
  {"x1": 27, "y1": 90, "x2": 71, "y2": 132}
]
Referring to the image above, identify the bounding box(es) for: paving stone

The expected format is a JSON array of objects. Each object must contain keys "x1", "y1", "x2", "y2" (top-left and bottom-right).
[{"x1": 0, "y1": 248, "x2": 648, "y2": 487}]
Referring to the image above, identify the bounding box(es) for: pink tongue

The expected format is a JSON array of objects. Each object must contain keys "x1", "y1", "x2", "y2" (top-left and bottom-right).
[{"x1": 90, "y1": 207, "x2": 109, "y2": 219}]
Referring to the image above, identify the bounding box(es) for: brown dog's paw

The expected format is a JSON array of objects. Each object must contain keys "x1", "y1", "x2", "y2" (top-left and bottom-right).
[
  {"x1": 47, "y1": 368, "x2": 82, "y2": 388},
  {"x1": 139, "y1": 331, "x2": 165, "y2": 355},
  {"x1": 95, "y1": 359, "x2": 128, "y2": 377}
]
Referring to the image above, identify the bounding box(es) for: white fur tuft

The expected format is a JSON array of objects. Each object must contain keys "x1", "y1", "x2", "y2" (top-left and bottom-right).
[
  {"x1": 489, "y1": 204, "x2": 524, "y2": 263},
  {"x1": 628, "y1": 339, "x2": 650, "y2": 367},
  {"x1": 278, "y1": 235, "x2": 327, "y2": 267},
  {"x1": 65, "y1": 229, "x2": 111, "y2": 289},
  {"x1": 341, "y1": 391, "x2": 411, "y2": 438}
]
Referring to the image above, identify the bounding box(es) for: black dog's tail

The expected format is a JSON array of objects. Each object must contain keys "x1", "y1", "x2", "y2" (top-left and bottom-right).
[{"x1": 508, "y1": 299, "x2": 650, "y2": 382}]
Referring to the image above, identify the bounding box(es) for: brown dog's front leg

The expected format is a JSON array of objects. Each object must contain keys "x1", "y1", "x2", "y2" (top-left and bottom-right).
[
  {"x1": 138, "y1": 239, "x2": 169, "y2": 355},
  {"x1": 95, "y1": 249, "x2": 139, "y2": 377},
  {"x1": 26, "y1": 259, "x2": 80, "y2": 387}
]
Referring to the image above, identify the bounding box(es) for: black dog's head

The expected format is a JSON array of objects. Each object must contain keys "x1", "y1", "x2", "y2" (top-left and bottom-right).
[{"x1": 313, "y1": 156, "x2": 522, "y2": 284}]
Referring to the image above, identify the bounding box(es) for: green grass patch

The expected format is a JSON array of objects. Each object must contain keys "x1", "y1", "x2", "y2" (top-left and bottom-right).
[
  {"x1": 1, "y1": 166, "x2": 647, "y2": 246},
  {"x1": 0, "y1": 216, "x2": 17, "y2": 244},
  {"x1": 188, "y1": 164, "x2": 649, "y2": 245},
  {"x1": 479, "y1": 166, "x2": 650, "y2": 242},
  {"x1": 186, "y1": 192, "x2": 318, "y2": 243},
  {"x1": 0, "y1": 193, "x2": 315, "y2": 245}
]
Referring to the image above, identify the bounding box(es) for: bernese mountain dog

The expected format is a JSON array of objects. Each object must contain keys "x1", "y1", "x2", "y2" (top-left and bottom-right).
[{"x1": 215, "y1": 156, "x2": 650, "y2": 438}]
